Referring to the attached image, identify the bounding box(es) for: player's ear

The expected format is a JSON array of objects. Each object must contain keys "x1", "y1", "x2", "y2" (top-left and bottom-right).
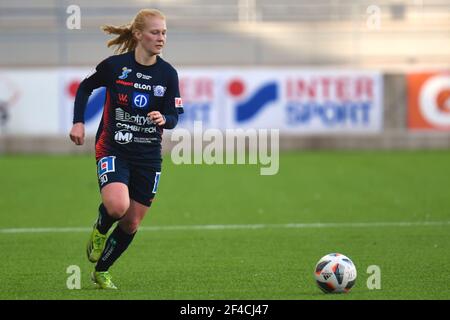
[{"x1": 133, "y1": 30, "x2": 142, "y2": 41}]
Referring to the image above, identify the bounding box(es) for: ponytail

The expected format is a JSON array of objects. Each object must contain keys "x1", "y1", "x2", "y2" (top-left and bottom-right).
[
  {"x1": 101, "y1": 24, "x2": 137, "y2": 54},
  {"x1": 101, "y1": 9, "x2": 166, "y2": 54}
]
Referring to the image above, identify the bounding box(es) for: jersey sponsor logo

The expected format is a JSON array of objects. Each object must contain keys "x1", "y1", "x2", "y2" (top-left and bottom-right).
[
  {"x1": 114, "y1": 129, "x2": 133, "y2": 144},
  {"x1": 152, "y1": 172, "x2": 161, "y2": 193},
  {"x1": 153, "y1": 85, "x2": 166, "y2": 97},
  {"x1": 133, "y1": 92, "x2": 150, "y2": 109},
  {"x1": 116, "y1": 122, "x2": 157, "y2": 133},
  {"x1": 115, "y1": 108, "x2": 153, "y2": 126},
  {"x1": 133, "y1": 137, "x2": 158, "y2": 144},
  {"x1": 175, "y1": 97, "x2": 183, "y2": 108},
  {"x1": 97, "y1": 156, "x2": 116, "y2": 177},
  {"x1": 118, "y1": 67, "x2": 132, "y2": 79},
  {"x1": 136, "y1": 72, "x2": 152, "y2": 80},
  {"x1": 116, "y1": 79, "x2": 133, "y2": 87},
  {"x1": 117, "y1": 93, "x2": 128, "y2": 106},
  {"x1": 134, "y1": 83, "x2": 152, "y2": 91}
]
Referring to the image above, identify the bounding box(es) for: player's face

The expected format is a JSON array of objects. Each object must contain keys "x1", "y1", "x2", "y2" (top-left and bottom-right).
[{"x1": 138, "y1": 17, "x2": 167, "y2": 55}]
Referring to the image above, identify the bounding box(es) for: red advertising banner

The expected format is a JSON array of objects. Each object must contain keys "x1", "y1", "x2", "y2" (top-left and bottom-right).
[{"x1": 408, "y1": 72, "x2": 450, "y2": 130}]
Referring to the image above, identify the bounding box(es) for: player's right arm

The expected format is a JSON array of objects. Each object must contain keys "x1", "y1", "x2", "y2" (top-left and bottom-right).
[
  {"x1": 70, "y1": 59, "x2": 111, "y2": 145},
  {"x1": 69, "y1": 122, "x2": 85, "y2": 145}
]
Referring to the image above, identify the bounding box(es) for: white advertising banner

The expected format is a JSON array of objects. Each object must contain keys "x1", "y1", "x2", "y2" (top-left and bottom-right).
[
  {"x1": 0, "y1": 68, "x2": 383, "y2": 136},
  {"x1": 176, "y1": 69, "x2": 224, "y2": 131},
  {"x1": 178, "y1": 69, "x2": 383, "y2": 133},
  {"x1": 0, "y1": 70, "x2": 59, "y2": 135}
]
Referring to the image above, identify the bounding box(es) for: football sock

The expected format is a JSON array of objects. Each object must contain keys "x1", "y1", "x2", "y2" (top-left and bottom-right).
[
  {"x1": 95, "y1": 225, "x2": 136, "y2": 272},
  {"x1": 96, "y1": 203, "x2": 118, "y2": 235}
]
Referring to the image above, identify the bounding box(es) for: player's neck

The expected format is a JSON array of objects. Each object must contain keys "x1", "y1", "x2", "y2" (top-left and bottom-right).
[{"x1": 134, "y1": 47, "x2": 157, "y2": 66}]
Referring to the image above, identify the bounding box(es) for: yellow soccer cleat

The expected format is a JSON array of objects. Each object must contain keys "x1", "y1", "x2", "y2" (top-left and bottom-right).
[
  {"x1": 91, "y1": 271, "x2": 118, "y2": 290},
  {"x1": 86, "y1": 223, "x2": 107, "y2": 263}
]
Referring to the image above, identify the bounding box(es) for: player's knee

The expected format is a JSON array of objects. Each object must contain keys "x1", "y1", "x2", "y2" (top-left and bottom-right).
[{"x1": 104, "y1": 199, "x2": 129, "y2": 219}]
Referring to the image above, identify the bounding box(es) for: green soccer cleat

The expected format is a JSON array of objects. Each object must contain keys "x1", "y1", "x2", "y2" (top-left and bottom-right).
[
  {"x1": 86, "y1": 223, "x2": 107, "y2": 263},
  {"x1": 91, "y1": 271, "x2": 118, "y2": 290}
]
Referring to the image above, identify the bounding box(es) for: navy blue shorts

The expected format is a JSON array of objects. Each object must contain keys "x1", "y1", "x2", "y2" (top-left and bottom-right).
[{"x1": 96, "y1": 156, "x2": 161, "y2": 207}]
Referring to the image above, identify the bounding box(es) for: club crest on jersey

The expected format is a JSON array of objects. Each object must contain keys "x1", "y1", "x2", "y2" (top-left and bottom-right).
[
  {"x1": 153, "y1": 85, "x2": 166, "y2": 97},
  {"x1": 97, "y1": 156, "x2": 116, "y2": 177},
  {"x1": 118, "y1": 67, "x2": 132, "y2": 79}
]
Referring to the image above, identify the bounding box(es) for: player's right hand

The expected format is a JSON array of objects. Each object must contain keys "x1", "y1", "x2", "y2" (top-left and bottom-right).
[{"x1": 70, "y1": 122, "x2": 85, "y2": 145}]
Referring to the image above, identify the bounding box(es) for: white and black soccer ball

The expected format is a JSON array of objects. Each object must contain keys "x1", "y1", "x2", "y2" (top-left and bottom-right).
[{"x1": 314, "y1": 253, "x2": 357, "y2": 293}]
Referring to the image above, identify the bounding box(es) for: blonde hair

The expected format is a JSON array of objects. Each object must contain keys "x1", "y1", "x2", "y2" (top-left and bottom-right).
[{"x1": 101, "y1": 9, "x2": 166, "y2": 54}]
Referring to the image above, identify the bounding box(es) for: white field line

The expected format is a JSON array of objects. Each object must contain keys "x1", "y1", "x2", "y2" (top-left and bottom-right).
[{"x1": 0, "y1": 221, "x2": 449, "y2": 234}]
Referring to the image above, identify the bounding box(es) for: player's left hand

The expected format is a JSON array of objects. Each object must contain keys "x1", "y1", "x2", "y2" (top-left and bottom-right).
[{"x1": 148, "y1": 111, "x2": 166, "y2": 126}]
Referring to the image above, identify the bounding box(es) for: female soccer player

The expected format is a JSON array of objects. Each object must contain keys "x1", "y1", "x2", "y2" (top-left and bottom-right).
[{"x1": 69, "y1": 9, "x2": 183, "y2": 289}]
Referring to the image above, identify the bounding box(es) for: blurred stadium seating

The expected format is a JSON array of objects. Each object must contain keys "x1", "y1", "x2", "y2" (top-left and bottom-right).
[
  {"x1": 0, "y1": 0, "x2": 449, "y2": 153},
  {"x1": 0, "y1": 0, "x2": 449, "y2": 68}
]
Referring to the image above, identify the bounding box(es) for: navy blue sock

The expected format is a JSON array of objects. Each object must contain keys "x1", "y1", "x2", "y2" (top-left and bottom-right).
[
  {"x1": 96, "y1": 203, "x2": 117, "y2": 235},
  {"x1": 95, "y1": 225, "x2": 136, "y2": 272}
]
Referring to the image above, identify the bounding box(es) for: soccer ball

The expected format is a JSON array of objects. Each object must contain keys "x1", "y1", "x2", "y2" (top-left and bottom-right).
[{"x1": 314, "y1": 253, "x2": 357, "y2": 293}]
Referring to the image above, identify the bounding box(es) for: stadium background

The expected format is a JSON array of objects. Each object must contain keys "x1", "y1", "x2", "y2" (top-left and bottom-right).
[{"x1": 0, "y1": 0, "x2": 449, "y2": 300}]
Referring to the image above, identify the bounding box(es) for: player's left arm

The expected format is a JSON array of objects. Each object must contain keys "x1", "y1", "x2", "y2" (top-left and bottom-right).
[
  {"x1": 148, "y1": 69, "x2": 184, "y2": 128},
  {"x1": 160, "y1": 69, "x2": 184, "y2": 129}
]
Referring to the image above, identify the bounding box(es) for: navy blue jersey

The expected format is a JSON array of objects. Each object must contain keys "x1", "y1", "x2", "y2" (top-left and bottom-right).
[{"x1": 73, "y1": 51, "x2": 183, "y2": 167}]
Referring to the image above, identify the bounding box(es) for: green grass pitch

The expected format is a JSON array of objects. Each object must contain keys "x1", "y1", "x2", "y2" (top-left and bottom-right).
[{"x1": 0, "y1": 151, "x2": 449, "y2": 299}]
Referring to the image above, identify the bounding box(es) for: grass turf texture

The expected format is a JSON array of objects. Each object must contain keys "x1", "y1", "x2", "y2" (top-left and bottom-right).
[{"x1": 0, "y1": 151, "x2": 449, "y2": 299}]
